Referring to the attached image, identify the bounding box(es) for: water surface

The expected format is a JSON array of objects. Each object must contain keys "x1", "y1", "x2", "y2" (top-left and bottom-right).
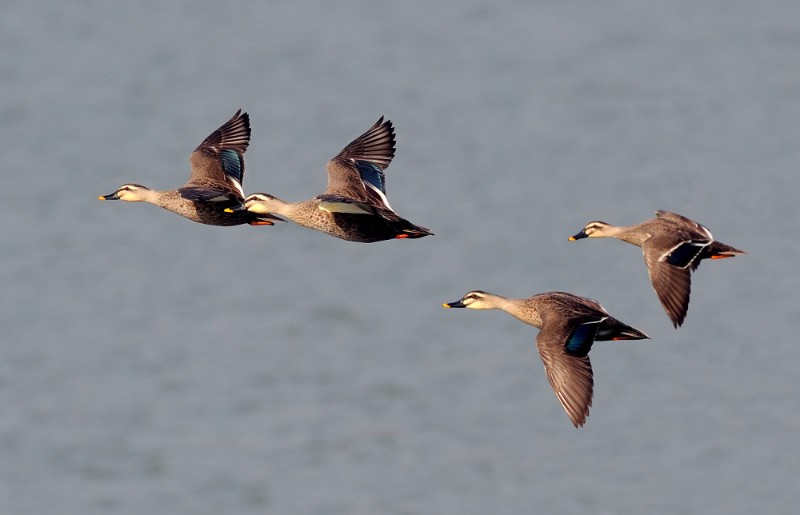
[{"x1": 1, "y1": 1, "x2": 798, "y2": 513}]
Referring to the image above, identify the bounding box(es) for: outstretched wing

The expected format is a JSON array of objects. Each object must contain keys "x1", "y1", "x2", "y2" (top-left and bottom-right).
[
  {"x1": 643, "y1": 234, "x2": 694, "y2": 327},
  {"x1": 536, "y1": 320, "x2": 595, "y2": 428},
  {"x1": 655, "y1": 211, "x2": 713, "y2": 240},
  {"x1": 186, "y1": 110, "x2": 250, "y2": 197},
  {"x1": 323, "y1": 117, "x2": 396, "y2": 211}
]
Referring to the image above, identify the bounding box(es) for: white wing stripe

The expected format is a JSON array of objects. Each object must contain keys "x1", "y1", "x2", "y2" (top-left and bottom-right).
[{"x1": 365, "y1": 182, "x2": 393, "y2": 211}]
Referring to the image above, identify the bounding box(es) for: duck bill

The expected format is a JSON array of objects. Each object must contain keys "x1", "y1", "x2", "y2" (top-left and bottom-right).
[
  {"x1": 442, "y1": 300, "x2": 467, "y2": 309},
  {"x1": 98, "y1": 192, "x2": 120, "y2": 200},
  {"x1": 569, "y1": 230, "x2": 588, "y2": 241}
]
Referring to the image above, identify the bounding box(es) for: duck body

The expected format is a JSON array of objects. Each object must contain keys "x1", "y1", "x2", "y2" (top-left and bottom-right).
[
  {"x1": 99, "y1": 110, "x2": 282, "y2": 227},
  {"x1": 242, "y1": 193, "x2": 431, "y2": 242},
  {"x1": 230, "y1": 117, "x2": 432, "y2": 242},
  {"x1": 443, "y1": 290, "x2": 649, "y2": 428},
  {"x1": 102, "y1": 184, "x2": 273, "y2": 226},
  {"x1": 570, "y1": 210, "x2": 745, "y2": 327}
]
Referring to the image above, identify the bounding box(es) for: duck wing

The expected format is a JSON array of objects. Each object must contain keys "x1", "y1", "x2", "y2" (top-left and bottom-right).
[
  {"x1": 535, "y1": 317, "x2": 595, "y2": 428},
  {"x1": 321, "y1": 117, "x2": 396, "y2": 213},
  {"x1": 643, "y1": 233, "x2": 697, "y2": 327},
  {"x1": 655, "y1": 211, "x2": 713, "y2": 240},
  {"x1": 186, "y1": 109, "x2": 250, "y2": 198}
]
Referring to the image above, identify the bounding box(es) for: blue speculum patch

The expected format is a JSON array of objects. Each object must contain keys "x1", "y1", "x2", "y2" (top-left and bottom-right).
[
  {"x1": 666, "y1": 241, "x2": 705, "y2": 268},
  {"x1": 565, "y1": 322, "x2": 600, "y2": 356},
  {"x1": 356, "y1": 161, "x2": 386, "y2": 192},
  {"x1": 220, "y1": 150, "x2": 243, "y2": 181}
]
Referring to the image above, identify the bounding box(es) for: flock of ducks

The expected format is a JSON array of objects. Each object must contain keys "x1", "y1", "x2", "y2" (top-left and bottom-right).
[
  {"x1": 99, "y1": 110, "x2": 430, "y2": 241},
  {"x1": 99, "y1": 110, "x2": 745, "y2": 428}
]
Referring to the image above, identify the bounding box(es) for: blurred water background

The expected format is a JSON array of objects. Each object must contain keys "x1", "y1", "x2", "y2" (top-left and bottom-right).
[{"x1": 1, "y1": 0, "x2": 799, "y2": 513}]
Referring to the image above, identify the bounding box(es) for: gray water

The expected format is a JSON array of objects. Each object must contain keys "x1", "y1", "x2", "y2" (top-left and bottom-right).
[{"x1": 1, "y1": 0, "x2": 798, "y2": 513}]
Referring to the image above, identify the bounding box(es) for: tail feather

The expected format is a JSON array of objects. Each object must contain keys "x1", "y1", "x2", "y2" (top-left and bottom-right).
[
  {"x1": 694, "y1": 241, "x2": 745, "y2": 270},
  {"x1": 708, "y1": 241, "x2": 746, "y2": 257},
  {"x1": 597, "y1": 318, "x2": 649, "y2": 341},
  {"x1": 398, "y1": 226, "x2": 434, "y2": 238},
  {"x1": 611, "y1": 326, "x2": 650, "y2": 341},
  {"x1": 391, "y1": 218, "x2": 433, "y2": 239}
]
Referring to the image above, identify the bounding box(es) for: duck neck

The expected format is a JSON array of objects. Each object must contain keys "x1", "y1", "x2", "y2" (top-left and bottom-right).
[
  {"x1": 138, "y1": 188, "x2": 164, "y2": 205},
  {"x1": 601, "y1": 224, "x2": 648, "y2": 246},
  {"x1": 499, "y1": 297, "x2": 542, "y2": 328}
]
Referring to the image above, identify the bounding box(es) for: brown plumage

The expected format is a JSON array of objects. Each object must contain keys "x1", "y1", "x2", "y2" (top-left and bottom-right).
[
  {"x1": 228, "y1": 117, "x2": 432, "y2": 242},
  {"x1": 570, "y1": 210, "x2": 745, "y2": 327},
  {"x1": 443, "y1": 290, "x2": 649, "y2": 428},
  {"x1": 98, "y1": 110, "x2": 282, "y2": 227}
]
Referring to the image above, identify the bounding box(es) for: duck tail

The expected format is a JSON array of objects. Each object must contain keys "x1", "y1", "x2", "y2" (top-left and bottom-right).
[
  {"x1": 707, "y1": 241, "x2": 746, "y2": 259},
  {"x1": 394, "y1": 221, "x2": 434, "y2": 239},
  {"x1": 693, "y1": 241, "x2": 745, "y2": 270},
  {"x1": 611, "y1": 325, "x2": 650, "y2": 341},
  {"x1": 597, "y1": 318, "x2": 650, "y2": 341},
  {"x1": 249, "y1": 213, "x2": 286, "y2": 226}
]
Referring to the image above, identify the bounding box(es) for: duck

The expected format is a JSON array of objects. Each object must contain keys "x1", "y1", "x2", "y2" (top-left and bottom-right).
[
  {"x1": 99, "y1": 110, "x2": 283, "y2": 227},
  {"x1": 443, "y1": 290, "x2": 649, "y2": 428},
  {"x1": 225, "y1": 116, "x2": 432, "y2": 242},
  {"x1": 570, "y1": 210, "x2": 745, "y2": 327}
]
